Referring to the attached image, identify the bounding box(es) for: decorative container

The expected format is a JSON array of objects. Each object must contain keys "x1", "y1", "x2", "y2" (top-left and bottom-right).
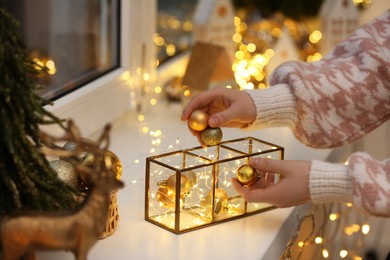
[{"x1": 145, "y1": 137, "x2": 284, "y2": 234}]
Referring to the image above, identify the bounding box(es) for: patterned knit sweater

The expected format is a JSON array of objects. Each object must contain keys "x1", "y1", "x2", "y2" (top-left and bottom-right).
[{"x1": 245, "y1": 10, "x2": 390, "y2": 217}]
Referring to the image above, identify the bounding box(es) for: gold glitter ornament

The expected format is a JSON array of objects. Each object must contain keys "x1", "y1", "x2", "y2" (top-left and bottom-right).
[
  {"x1": 49, "y1": 160, "x2": 80, "y2": 190},
  {"x1": 200, "y1": 127, "x2": 223, "y2": 146},
  {"x1": 237, "y1": 164, "x2": 257, "y2": 185},
  {"x1": 188, "y1": 110, "x2": 209, "y2": 131}
]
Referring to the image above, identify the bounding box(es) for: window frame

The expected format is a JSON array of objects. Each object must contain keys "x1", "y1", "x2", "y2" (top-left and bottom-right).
[{"x1": 44, "y1": 0, "x2": 157, "y2": 137}]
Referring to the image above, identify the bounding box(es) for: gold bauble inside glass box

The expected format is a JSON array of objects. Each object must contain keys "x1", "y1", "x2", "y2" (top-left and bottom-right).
[{"x1": 145, "y1": 137, "x2": 284, "y2": 234}]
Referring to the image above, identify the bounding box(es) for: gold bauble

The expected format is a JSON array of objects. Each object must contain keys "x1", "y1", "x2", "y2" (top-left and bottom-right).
[
  {"x1": 182, "y1": 170, "x2": 197, "y2": 188},
  {"x1": 200, "y1": 127, "x2": 223, "y2": 146},
  {"x1": 166, "y1": 174, "x2": 192, "y2": 195},
  {"x1": 201, "y1": 188, "x2": 228, "y2": 216},
  {"x1": 156, "y1": 187, "x2": 175, "y2": 209},
  {"x1": 237, "y1": 164, "x2": 256, "y2": 185},
  {"x1": 50, "y1": 160, "x2": 80, "y2": 190},
  {"x1": 188, "y1": 110, "x2": 209, "y2": 131},
  {"x1": 82, "y1": 150, "x2": 122, "y2": 180}
]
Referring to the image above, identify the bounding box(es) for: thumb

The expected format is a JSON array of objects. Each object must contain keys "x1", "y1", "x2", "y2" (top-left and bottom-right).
[
  {"x1": 208, "y1": 109, "x2": 236, "y2": 127},
  {"x1": 249, "y1": 158, "x2": 289, "y2": 176}
]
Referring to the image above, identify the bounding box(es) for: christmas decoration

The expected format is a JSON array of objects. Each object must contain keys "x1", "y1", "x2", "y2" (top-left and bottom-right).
[
  {"x1": 49, "y1": 160, "x2": 81, "y2": 190},
  {"x1": 200, "y1": 127, "x2": 223, "y2": 146},
  {"x1": 156, "y1": 187, "x2": 176, "y2": 209},
  {"x1": 182, "y1": 42, "x2": 237, "y2": 92},
  {"x1": 0, "y1": 7, "x2": 78, "y2": 219},
  {"x1": 319, "y1": 0, "x2": 359, "y2": 55},
  {"x1": 166, "y1": 173, "x2": 193, "y2": 195},
  {"x1": 1, "y1": 121, "x2": 124, "y2": 259},
  {"x1": 193, "y1": 0, "x2": 236, "y2": 61},
  {"x1": 188, "y1": 110, "x2": 210, "y2": 131},
  {"x1": 145, "y1": 137, "x2": 283, "y2": 234},
  {"x1": 201, "y1": 188, "x2": 229, "y2": 216},
  {"x1": 236, "y1": 164, "x2": 258, "y2": 185}
]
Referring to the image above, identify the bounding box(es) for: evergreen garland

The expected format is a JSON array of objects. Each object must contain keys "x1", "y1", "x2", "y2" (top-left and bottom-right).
[{"x1": 0, "y1": 7, "x2": 77, "y2": 218}]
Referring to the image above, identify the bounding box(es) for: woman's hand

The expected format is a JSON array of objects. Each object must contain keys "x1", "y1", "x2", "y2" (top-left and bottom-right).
[
  {"x1": 232, "y1": 158, "x2": 312, "y2": 208},
  {"x1": 181, "y1": 87, "x2": 257, "y2": 145}
]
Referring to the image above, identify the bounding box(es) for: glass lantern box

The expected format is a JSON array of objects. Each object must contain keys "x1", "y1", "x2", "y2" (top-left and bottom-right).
[{"x1": 145, "y1": 137, "x2": 284, "y2": 234}]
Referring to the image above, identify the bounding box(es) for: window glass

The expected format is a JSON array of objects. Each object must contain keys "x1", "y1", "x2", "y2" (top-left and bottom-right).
[
  {"x1": 156, "y1": 0, "x2": 196, "y2": 64},
  {"x1": 5, "y1": 0, "x2": 120, "y2": 100}
]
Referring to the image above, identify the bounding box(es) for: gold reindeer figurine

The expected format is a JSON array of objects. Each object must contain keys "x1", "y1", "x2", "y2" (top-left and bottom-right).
[{"x1": 0, "y1": 121, "x2": 124, "y2": 260}]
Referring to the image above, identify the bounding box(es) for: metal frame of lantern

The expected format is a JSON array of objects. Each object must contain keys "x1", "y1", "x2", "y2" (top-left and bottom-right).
[{"x1": 145, "y1": 137, "x2": 284, "y2": 234}]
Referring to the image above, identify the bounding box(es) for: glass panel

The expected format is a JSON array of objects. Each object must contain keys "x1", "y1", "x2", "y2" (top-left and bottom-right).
[{"x1": 5, "y1": 0, "x2": 120, "y2": 100}]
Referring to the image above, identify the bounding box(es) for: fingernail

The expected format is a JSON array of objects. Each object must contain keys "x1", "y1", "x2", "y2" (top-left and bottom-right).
[{"x1": 209, "y1": 117, "x2": 219, "y2": 127}]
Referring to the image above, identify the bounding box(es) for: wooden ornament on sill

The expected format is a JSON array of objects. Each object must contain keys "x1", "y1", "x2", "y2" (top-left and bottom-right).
[{"x1": 182, "y1": 41, "x2": 236, "y2": 92}]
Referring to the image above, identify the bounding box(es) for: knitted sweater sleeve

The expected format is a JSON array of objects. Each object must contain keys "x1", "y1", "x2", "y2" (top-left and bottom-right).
[
  {"x1": 246, "y1": 9, "x2": 390, "y2": 148},
  {"x1": 244, "y1": 10, "x2": 390, "y2": 216}
]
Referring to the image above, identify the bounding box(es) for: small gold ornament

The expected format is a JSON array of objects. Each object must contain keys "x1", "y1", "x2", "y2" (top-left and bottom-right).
[
  {"x1": 200, "y1": 127, "x2": 223, "y2": 146},
  {"x1": 188, "y1": 110, "x2": 209, "y2": 131},
  {"x1": 156, "y1": 187, "x2": 175, "y2": 209},
  {"x1": 201, "y1": 188, "x2": 228, "y2": 216},
  {"x1": 182, "y1": 171, "x2": 197, "y2": 188},
  {"x1": 49, "y1": 160, "x2": 80, "y2": 190},
  {"x1": 165, "y1": 173, "x2": 192, "y2": 195},
  {"x1": 82, "y1": 150, "x2": 122, "y2": 180},
  {"x1": 237, "y1": 164, "x2": 257, "y2": 185}
]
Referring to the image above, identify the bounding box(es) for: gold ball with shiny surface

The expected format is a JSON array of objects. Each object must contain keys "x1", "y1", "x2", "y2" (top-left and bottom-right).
[
  {"x1": 156, "y1": 187, "x2": 175, "y2": 209},
  {"x1": 201, "y1": 188, "x2": 228, "y2": 216},
  {"x1": 188, "y1": 110, "x2": 209, "y2": 131},
  {"x1": 82, "y1": 150, "x2": 122, "y2": 180},
  {"x1": 182, "y1": 170, "x2": 197, "y2": 188},
  {"x1": 200, "y1": 127, "x2": 223, "y2": 146},
  {"x1": 166, "y1": 174, "x2": 192, "y2": 195},
  {"x1": 237, "y1": 164, "x2": 257, "y2": 185}
]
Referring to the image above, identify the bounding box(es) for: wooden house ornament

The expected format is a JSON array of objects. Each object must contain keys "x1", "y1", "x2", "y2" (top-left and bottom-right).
[
  {"x1": 265, "y1": 27, "x2": 299, "y2": 84},
  {"x1": 193, "y1": 0, "x2": 236, "y2": 62},
  {"x1": 319, "y1": 0, "x2": 359, "y2": 56},
  {"x1": 182, "y1": 42, "x2": 236, "y2": 92}
]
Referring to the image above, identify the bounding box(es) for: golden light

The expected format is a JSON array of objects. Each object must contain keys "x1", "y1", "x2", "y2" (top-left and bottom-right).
[
  {"x1": 46, "y1": 59, "x2": 56, "y2": 75},
  {"x1": 247, "y1": 43, "x2": 256, "y2": 53},
  {"x1": 138, "y1": 114, "x2": 145, "y2": 122},
  {"x1": 150, "y1": 98, "x2": 157, "y2": 106},
  {"x1": 153, "y1": 34, "x2": 165, "y2": 46},
  {"x1": 166, "y1": 44, "x2": 176, "y2": 56},
  {"x1": 362, "y1": 224, "x2": 370, "y2": 235},
  {"x1": 314, "y1": 236, "x2": 323, "y2": 244},
  {"x1": 322, "y1": 249, "x2": 329, "y2": 258},
  {"x1": 235, "y1": 50, "x2": 245, "y2": 60},
  {"x1": 298, "y1": 241, "x2": 304, "y2": 248},
  {"x1": 232, "y1": 33, "x2": 242, "y2": 43},
  {"x1": 329, "y1": 213, "x2": 339, "y2": 221},
  {"x1": 309, "y1": 30, "x2": 322, "y2": 44},
  {"x1": 142, "y1": 127, "x2": 149, "y2": 134},
  {"x1": 340, "y1": 250, "x2": 348, "y2": 258},
  {"x1": 154, "y1": 86, "x2": 162, "y2": 94},
  {"x1": 234, "y1": 16, "x2": 241, "y2": 26},
  {"x1": 182, "y1": 21, "x2": 192, "y2": 32}
]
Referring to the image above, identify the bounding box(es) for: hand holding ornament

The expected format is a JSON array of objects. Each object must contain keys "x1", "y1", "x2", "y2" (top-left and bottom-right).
[
  {"x1": 181, "y1": 87, "x2": 257, "y2": 145},
  {"x1": 232, "y1": 158, "x2": 312, "y2": 208}
]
